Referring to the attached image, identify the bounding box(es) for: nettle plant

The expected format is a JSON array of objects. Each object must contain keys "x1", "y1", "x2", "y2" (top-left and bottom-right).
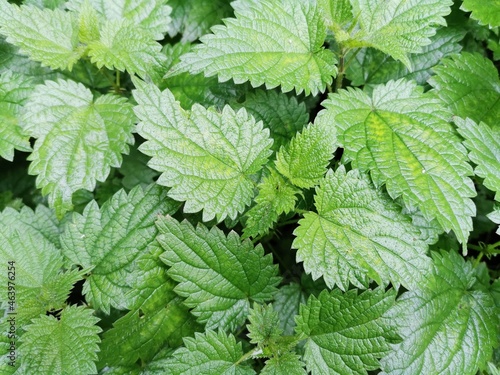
[{"x1": 0, "y1": 0, "x2": 499, "y2": 374}]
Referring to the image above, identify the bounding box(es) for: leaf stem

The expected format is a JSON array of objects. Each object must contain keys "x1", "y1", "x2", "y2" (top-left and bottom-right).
[{"x1": 234, "y1": 347, "x2": 261, "y2": 366}]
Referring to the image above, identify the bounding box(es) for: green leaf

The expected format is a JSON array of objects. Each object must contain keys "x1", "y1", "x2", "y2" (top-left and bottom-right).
[
  {"x1": 317, "y1": 0, "x2": 353, "y2": 31},
  {"x1": 169, "y1": 0, "x2": 337, "y2": 95},
  {"x1": 66, "y1": 0, "x2": 171, "y2": 39},
  {"x1": 167, "y1": 0, "x2": 233, "y2": 43},
  {"x1": 243, "y1": 169, "x2": 299, "y2": 238},
  {"x1": 295, "y1": 288, "x2": 398, "y2": 375},
  {"x1": 261, "y1": 353, "x2": 307, "y2": 375},
  {"x1": 0, "y1": 71, "x2": 33, "y2": 161},
  {"x1": 21, "y1": 79, "x2": 135, "y2": 218},
  {"x1": 133, "y1": 79, "x2": 272, "y2": 222},
  {"x1": 272, "y1": 283, "x2": 307, "y2": 336},
  {"x1": 19, "y1": 305, "x2": 101, "y2": 375},
  {"x1": 488, "y1": 206, "x2": 500, "y2": 235},
  {"x1": 294, "y1": 167, "x2": 432, "y2": 290},
  {"x1": 61, "y1": 184, "x2": 180, "y2": 313},
  {"x1": 429, "y1": 52, "x2": 500, "y2": 126},
  {"x1": 317, "y1": 79, "x2": 476, "y2": 248},
  {"x1": 157, "y1": 216, "x2": 281, "y2": 331},
  {"x1": 335, "y1": 0, "x2": 453, "y2": 68},
  {"x1": 77, "y1": 0, "x2": 100, "y2": 44},
  {"x1": 247, "y1": 303, "x2": 282, "y2": 347},
  {"x1": 163, "y1": 330, "x2": 255, "y2": 375},
  {"x1": 0, "y1": 207, "x2": 82, "y2": 325},
  {"x1": 87, "y1": 20, "x2": 164, "y2": 78},
  {"x1": 275, "y1": 121, "x2": 336, "y2": 189},
  {"x1": 346, "y1": 28, "x2": 465, "y2": 88},
  {"x1": 461, "y1": 0, "x2": 500, "y2": 27},
  {"x1": 99, "y1": 248, "x2": 199, "y2": 367},
  {"x1": 455, "y1": 117, "x2": 500, "y2": 200},
  {"x1": 119, "y1": 146, "x2": 160, "y2": 190},
  {"x1": 0, "y1": 0, "x2": 83, "y2": 70},
  {"x1": 159, "y1": 43, "x2": 247, "y2": 109},
  {"x1": 380, "y1": 251, "x2": 499, "y2": 375},
  {"x1": 232, "y1": 90, "x2": 309, "y2": 153}
]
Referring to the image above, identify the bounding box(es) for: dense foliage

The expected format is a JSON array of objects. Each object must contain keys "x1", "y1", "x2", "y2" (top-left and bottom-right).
[{"x1": 0, "y1": 0, "x2": 499, "y2": 374}]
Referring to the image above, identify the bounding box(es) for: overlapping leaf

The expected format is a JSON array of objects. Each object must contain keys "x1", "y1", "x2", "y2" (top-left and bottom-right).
[
  {"x1": 332, "y1": 0, "x2": 452, "y2": 68},
  {"x1": 294, "y1": 167, "x2": 432, "y2": 290},
  {"x1": 272, "y1": 283, "x2": 307, "y2": 335},
  {"x1": 0, "y1": 71, "x2": 33, "y2": 161},
  {"x1": 19, "y1": 306, "x2": 101, "y2": 375},
  {"x1": 346, "y1": 28, "x2": 464, "y2": 88},
  {"x1": 429, "y1": 52, "x2": 500, "y2": 126},
  {"x1": 261, "y1": 353, "x2": 307, "y2": 375},
  {"x1": 157, "y1": 216, "x2": 281, "y2": 331},
  {"x1": 21, "y1": 79, "x2": 135, "y2": 217},
  {"x1": 455, "y1": 117, "x2": 500, "y2": 200},
  {"x1": 133, "y1": 79, "x2": 272, "y2": 222},
  {"x1": 316, "y1": 79, "x2": 476, "y2": 247},
  {"x1": 380, "y1": 251, "x2": 498, "y2": 375},
  {"x1": 162, "y1": 330, "x2": 255, "y2": 375},
  {"x1": 488, "y1": 207, "x2": 500, "y2": 235},
  {"x1": 232, "y1": 90, "x2": 309, "y2": 153},
  {"x1": 169, "y1": 0, "x2": 337, "y2": 95},
  {"x1": 99, "y1": 249, "x2": 199, "y2": 367},
  {"x1": 0, "y1": 0, "x2": 83, "y2": 70},
  {"x1": 243, "y1": 169, "x2": 299, "y2": 238},
  {"x1": 295, "y1": 288, "x2": 398, "y2": 375},
  {"x1": 275, "y1": 121, "x2": 336, "y2": 189},
  {"x1": 461, "y1": 0, "x2": 500, "y2": 27},
  {"x1": 61, "y1": 184, "x2": 179, "y2": 313},
  {"x1": 168, "y1": 0, "x2": 233, "y2": 42}
]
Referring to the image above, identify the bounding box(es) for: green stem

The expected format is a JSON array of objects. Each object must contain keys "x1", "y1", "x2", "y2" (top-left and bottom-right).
[
  {"x1": 468, "y1": 244, "x2": 483, "y2": 252},
  {"x1": 473, "y1": 252, "x2": 484, "y2": 268},
  {"x1": 335, "y1": 53, "x2": 345, "y2": 92},
  {"x1": 234, "y1": 347, "x2": 261, "y2": 367}
]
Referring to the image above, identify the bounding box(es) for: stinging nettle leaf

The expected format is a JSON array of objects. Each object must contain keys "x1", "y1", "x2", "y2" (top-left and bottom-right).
[
  {"x1": 61, "y1": 184, "x2": 180, "y2": 313},
  {"x1": 460, "y1": 0, "x2": 500, "y2": 27},
  {"x1": 168, "y1": 0, "x2": 337, "y2": 95},
  {"x1": 0, "y1": 71, "x2": 33, "y2": 161},
  {"x1": 429, "y1": 52, "x2": 500, "y2": 127},
  {"x1": 295, "y1": 287, "x2": 398, "y2": 375},
  {"x1": 293, "y1": 166, "x2": 432, "y2": 290},
  {"x1": 455, "y1": 117, "x2": 500, "y2": 201},
  {"x1": 261, "y1": 352, "x2": 307, "y2": 375},
  {"x1": 316, "y1": 79, "x2": 476, "y2": 249},
  {"x1": 21, "y1": 79, "x2": 135, "y2": 218},
  {"x1": 380, "y1": 251, "x2": 499, "y2": 375},
  {"x1": 162, "y1": 330, "x2": 256, "y2": 375},
  {"x1": 157, "y1": 216, "x2": 281, "y2": 331},
  {"x1": 133, "y1": 79, "x2": 272, "y2": 222},
  {"x1": 19, "y1": 305, "x2": 101, "y2": 375},
  {"x1": 0, "y1": 0, "x2": 83, "y2": 70}
]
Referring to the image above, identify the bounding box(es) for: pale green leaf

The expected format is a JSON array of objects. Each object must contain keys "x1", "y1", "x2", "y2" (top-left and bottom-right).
[
  {"x1": 380, "y1": 251, "x2": 499, "y2": 375},
  {"x1": 19, "y1": 305, "x2": 101, "y2": 375},
  {"x1": 346, "y1": 28, "x2": 464, "y2": 88},
  {"x1": 133, "y1": 79, "x2": 272, "y2": 222},
  {"x1": 24, "y1": 0, "x2": 66, "y2": 9},
  {"x1": 488, "y1": 207, "x2": 500, "y2": 235},
  {"x1": 0, "y1": 0, "x2": 83, "y2": 70},
  {"x1": 243, "y1": 169, "x2": 299, "y2": 238},
  {"x1": 66, "y1": 0, "x2": 171, "y2": 40},
  {"x1": 163, "y1": 330, "x2": 255, "y2": 375},
  {"x1": 60, "y1": 184, "x2": 180, "y2": 313},
  {"x1": 77, "y1": 0, "x2": 100, "y2": 44},
  {"x1": 401, "y1": 204, "x2": 443, "y2": 245},
  {"x1": 160, "y1": 43, "x2": 247, "y2": 109},
  {"x1": 21, "y1": 79, "x2": 135, "y2": 218},
  {"x1": 168, "y1": 0, "x2": 233, "y2": 42},
  {"x1": 455, "y1": 117, "x2": 500, "y2": 200},
  {"x1": 99, "y1": 248, "x2": 199, "y2": 367},
  {"x1": 87, "y1": 20, "x2": 165, "y2": 78},
  {"x1": 261, "y1": 353, "x2": 307, "y2": 375},
  {"x1": 272, "y1": 283, "x2": 307, "y2": 336},
  {"x1": 169, "y1": 0, "x2": 337, "y2": 95},
  {"x1": 461, "y1": 0, "x2": 500, "y2": 27},
  {"x1": 317, "y1": 0, "x2": 353, "y2": 31},
  {"x1": 429, "y1": 52, "x2": 500, "y2": 126},
  {"x1": 157, "y1": 216, "x2": 281, "y2": 331},
  {"x1": 275, "y1": 121, "x2": 336, "y2": 189},
  {"x1": 232, "y1": 90, "x2": 309, "y2": 153},
  {"x1": 0, "y1": 209, "x2": 83, "y2": 325},
  {"x1": 295, "y1": 288, "x2": 398, "y2": 375},
  {"x1": 338, "y1": 0, "x2": 452, "y2": 68},
  {"x1": 294, "y1": 167, "x2": 432, "y2": 290},
  {"x1": 0, "y1": 71, "x2": 33, "y2": 161},
  {"x1": 316, "y1": 79, "x2": 476, "y2": 248},
  {"x1": 247, "y1": 303, "x2": 282, "y2": 346}
]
